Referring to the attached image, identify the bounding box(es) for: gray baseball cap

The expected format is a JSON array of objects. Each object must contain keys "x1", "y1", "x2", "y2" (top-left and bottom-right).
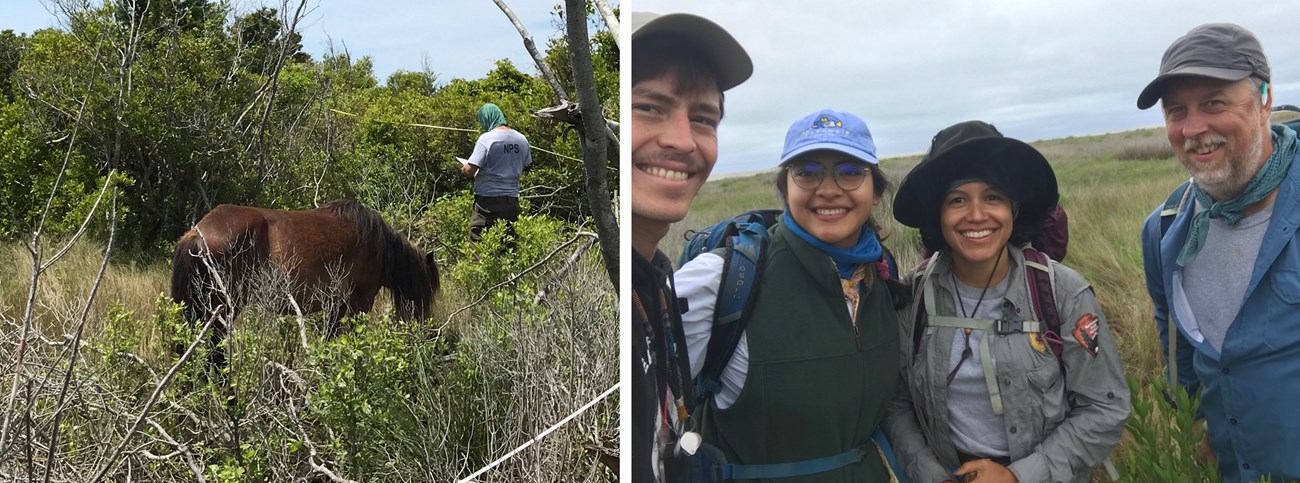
[
  {"x1": 1137, "y1": 23, "x2": 1270, "y2": 110},
  {"x1": 631, "y1": 11, "x2": 753, "y2": 92}
]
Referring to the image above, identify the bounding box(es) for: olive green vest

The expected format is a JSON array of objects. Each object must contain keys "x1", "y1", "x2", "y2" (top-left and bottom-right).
[{"x1": 697, "y1": 224, "x2": 900, "y2": 482}]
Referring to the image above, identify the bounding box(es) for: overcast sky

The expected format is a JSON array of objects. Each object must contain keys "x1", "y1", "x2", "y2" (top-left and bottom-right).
[
  {"x1": 633, "y1": 0, "x2": 1300, "y2": 174},
  {"x1": 5, "y1": 0, "x2": 610, "y2": 84}
]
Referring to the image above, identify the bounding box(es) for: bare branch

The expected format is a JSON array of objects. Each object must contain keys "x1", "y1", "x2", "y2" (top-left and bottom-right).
[
  {"x1": 89, "y1": 307, "x2": 222, "y2": 482},
  {"x1": 534, "y1": 235, "x2": 598, "y2": 304},
  {"x1": 563, "y1": 0, "x2": 619, "y2": 291},
  {"x1": 44, "y1": 187, "x2": 117, "y2": 483},
  {"x1": 490, "y1": 0, "x2": 570, "y2": 103},
  {"x1": 41, "y1": 171, "x2": 117, "y2": 271},
  {"x1": 590, "y1": 0, "x2": 621, "y2": 49},
  {"x1": 0, "y1": 40, "x2": 103, "y2": 462}
]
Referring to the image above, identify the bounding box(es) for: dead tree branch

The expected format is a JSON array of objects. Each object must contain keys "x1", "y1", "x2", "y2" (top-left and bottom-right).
[
  {"x1": 489, "y1": 0, "x2": 570, "y2": 103},
  {"x1": 89, "y1": 307, "x2": 223, "y2": 482},
  {"x1": 43, "y1": 188, "x2": 118, "y2": 483},
  {"x1": 563, "y1": 0, "x2": 619, "y2": 291},
  {"x1": 0, "y1": 44, "x2": 104, "y2": 461},
  {"x1": 534, "y1": 235, "x2": 598, "y2": 304},
  {"x1": 591, "y1": 0, "x2": 620, "y2": 49}
]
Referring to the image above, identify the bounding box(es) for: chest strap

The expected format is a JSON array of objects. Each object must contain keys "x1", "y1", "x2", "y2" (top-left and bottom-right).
[
  {"x1": 927, "y1": 316, "x2": 1043, "y2": 334},
  {"x1": 922, "y1": 274, "x2": 1044, "y2": 417}
]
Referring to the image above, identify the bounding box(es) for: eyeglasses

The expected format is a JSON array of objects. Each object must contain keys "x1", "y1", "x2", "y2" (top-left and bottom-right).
[{"x1": 787, "y1": 162, "x2": 870, "y2": 191}]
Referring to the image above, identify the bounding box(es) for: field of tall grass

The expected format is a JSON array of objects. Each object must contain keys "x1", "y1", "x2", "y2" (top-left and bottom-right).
[
  {"x1": 0, "y1": 211, "x2": 617, "y2": 482},
  {"x1": 665, "y1": 126, "x2": 1234, "y2": 481}
]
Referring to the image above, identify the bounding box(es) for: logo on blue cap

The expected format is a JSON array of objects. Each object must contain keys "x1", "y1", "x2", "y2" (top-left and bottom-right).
[
  {"x1": 780, "y1": 109, "x2": 879, "y2": 165},
  {"x1": 811, "y1": 116, "x2": 844, "y2": 130}
]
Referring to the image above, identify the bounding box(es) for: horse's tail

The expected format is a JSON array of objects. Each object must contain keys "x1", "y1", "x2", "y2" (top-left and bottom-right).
[{"x1": 171, "y1": 229, "x2": 205, "y2": 325}]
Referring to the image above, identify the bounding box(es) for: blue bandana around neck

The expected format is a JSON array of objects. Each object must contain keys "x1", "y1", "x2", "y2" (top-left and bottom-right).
[
  {"x1": 1179, "y1": 123, "x2": 1298, "y2": 266},
  {"x1": 782, "y1": 210, "x2": 883, "y2": 279}
]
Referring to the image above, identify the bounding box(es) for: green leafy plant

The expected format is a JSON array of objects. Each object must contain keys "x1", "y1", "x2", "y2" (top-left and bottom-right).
[{"x1": 1120, "y1": 375, "x2": 1220, "y2": 482}]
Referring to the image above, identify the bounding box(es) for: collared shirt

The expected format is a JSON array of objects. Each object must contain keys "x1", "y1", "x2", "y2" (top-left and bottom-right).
[
  {"x1": 1142, "y1": 143, "x2": 1300, "y2": 483},
  {"x1": 884, "y1": 246, "x2": 1129, "y2": 483}
]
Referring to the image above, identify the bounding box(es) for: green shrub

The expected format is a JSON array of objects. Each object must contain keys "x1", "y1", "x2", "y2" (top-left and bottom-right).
[{"x1": 1120, "y1": 375, "x2": 1220, "y2": 482}]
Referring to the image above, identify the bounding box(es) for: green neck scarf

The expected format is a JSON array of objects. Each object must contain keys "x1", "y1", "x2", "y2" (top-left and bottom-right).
[
  {"x1": 477, "y1": 103, "x2": 508, "y2": 132},
  {"x1": 1178, "y1": 123, "x2": 1299, "y2": 266}
]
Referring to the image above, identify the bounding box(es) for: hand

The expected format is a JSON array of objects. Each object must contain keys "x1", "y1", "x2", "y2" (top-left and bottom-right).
[
  {"x1": 954, "y1": 459, "x2": 1018, "y2": 483},
  {"x1": 1194, "y1": 432, "x2": 1216, "y2": 464},
  {"x1": 460, "y1": 163, "x2": 478, "y2": 177}
]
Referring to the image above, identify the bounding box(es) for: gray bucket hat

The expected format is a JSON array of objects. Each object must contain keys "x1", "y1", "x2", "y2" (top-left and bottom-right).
[
  {"x1": 1137, "y1": 23, "x2": 1270, "y2": 110},
  {"x1": 631, "y1": 12, "x2": 753, "y2": 92}
]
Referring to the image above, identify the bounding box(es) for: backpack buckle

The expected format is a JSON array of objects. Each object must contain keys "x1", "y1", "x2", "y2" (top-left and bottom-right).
[{"x1": 994, "y1": 318, "x2": 1023, "y2": 334}]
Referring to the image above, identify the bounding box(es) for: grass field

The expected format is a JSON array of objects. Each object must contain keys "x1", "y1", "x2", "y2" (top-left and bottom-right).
[
  {"x1": 665, "y1": 126, "x2": 1209, "y2": 480},
  {"x1": 0, "y1": 220, "x2": 617, "y2": 481}
]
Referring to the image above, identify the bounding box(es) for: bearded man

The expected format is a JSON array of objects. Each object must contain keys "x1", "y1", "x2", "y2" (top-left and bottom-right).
[{"x1": 1139, "y1": 23, "x2": 1300, "y2": 483}]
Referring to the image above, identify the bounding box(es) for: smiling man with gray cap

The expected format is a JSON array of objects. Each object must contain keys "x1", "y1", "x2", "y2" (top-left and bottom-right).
[
  {"x1": 630, "y1": 11, "x2": 752, "y2": 483},
  {"x1": 1138, "y1": 23, "x2": 1300, "y2": 483}
]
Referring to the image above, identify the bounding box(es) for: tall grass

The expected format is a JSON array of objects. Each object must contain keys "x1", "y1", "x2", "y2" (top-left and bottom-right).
[
  {"x1": 668, "y1": 127, "x2": 1200, "y2": 480},
  {"x1": 0, "y1": 215, "x2": 616, "y2": 481}
]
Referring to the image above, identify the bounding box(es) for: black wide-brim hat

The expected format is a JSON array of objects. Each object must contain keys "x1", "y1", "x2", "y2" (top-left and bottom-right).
[{"x1": 894, "y1": 121, "x2": 1058, "y2": 230}]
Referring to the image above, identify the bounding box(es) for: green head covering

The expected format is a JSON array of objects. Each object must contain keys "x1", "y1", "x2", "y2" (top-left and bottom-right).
[{"x1": 477, "y1": 103, "x2": 508, "y2": 132}]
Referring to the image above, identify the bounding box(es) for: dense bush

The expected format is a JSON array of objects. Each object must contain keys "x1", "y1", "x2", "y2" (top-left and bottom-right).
[
  {"x1": 0, "y1": 1, "x2": 617, "y2": 252},
  {"x1": 1120, "y1": 376, "x2": 1220, "y2": 482}
]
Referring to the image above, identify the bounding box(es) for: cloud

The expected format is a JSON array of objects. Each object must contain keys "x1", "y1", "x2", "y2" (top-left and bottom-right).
[{"x1": 634, "y1": 0, "x2": 1300, "y2": 173}]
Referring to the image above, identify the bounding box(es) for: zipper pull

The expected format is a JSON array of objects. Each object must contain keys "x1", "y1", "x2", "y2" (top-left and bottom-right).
[{"x1": 853, "y1": 320, "x2": 863, "y2": 351}]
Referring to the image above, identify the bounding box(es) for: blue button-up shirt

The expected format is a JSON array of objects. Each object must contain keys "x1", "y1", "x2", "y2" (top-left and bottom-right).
[{"x1": 1142, "y1": 133, "x2": 1300, "y2": 483}]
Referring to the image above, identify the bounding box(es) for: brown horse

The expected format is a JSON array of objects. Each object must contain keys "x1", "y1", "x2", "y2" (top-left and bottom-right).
[{"x1": 171, "y1": 200, "x2": 439, "y2": 366}]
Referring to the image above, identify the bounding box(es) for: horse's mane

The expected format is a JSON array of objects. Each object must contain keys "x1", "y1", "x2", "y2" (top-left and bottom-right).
[{"x1": 319, "y1": 200, "x2": 440, "y2": 315}]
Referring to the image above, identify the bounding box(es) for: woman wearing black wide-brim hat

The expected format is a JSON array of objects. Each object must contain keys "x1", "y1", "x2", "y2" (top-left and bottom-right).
[{"x1": 881, "y1": 121, "x2": 1130, "y2": 483}]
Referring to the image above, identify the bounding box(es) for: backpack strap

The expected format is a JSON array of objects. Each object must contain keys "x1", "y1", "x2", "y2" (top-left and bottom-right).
[
  {"x1": 693, "y1": 222, "x2": 769, "y2": 404},
  {"x1": 718, "y1": 444, "x2": 869, "y2": 481},
  {"x1": 706, "y1": 428, "x2": 909, "y2": 483},
  {"x1": 927, "y1": 316, "x2": 1043, "y2": 334},
  {"x1": 910, "y1": 252, "x2": 941, "y2": 358},
  {"x1": 1159, "y1": 179, "x2": 1193, "y2": 234},
  {"x1": 1021, "y1": 248, "x2": 1064, "y2": 358},
  {"x1": 919, "y1": 260, "x2": 1006, "y2": 416},
  {"x1": 1157, "y1": 179, "x2": 1192, "y2": 402}
]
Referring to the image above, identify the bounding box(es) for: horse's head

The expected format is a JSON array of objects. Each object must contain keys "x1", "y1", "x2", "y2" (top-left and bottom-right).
[{"x1": 393, "y1": 250, "x2": 440, "y2": 321}]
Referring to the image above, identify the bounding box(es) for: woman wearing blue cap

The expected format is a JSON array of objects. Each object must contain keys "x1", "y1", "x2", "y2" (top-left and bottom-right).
[
  {"x1": 673, "y1": 109, "x2": 909, "y2": 482},
  {"x1": 882, "y1": 121, "x2": 1129, "y2": 483}
]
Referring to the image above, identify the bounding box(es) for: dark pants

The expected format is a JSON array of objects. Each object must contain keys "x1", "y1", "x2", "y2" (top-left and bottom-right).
[{"x1": 469, "y1": 195, "x2": 521, "y2": 243}]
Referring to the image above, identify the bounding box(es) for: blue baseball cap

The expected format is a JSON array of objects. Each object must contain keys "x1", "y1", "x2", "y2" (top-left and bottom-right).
[{"x1": 779, "y1": 109, "x2": 879, "y2": 165}]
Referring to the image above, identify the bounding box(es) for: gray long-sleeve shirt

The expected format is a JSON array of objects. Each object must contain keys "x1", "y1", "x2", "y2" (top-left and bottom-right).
[{"x1": 883, "y1": 246, "x2": 1130, "y2": 483}]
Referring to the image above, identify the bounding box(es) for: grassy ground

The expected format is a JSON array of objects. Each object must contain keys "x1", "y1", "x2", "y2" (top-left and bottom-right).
[
  {"x1": 0, "y1": 223, "x2": 617, "y2": 481},
  {"x1": 667, "y1": 126, "x2": 1197, "y2": 480}
]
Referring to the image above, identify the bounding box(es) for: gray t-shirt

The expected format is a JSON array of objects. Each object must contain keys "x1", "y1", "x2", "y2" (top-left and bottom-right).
[
  {"x1": 1181, "y1": 199, "x2": 1273, "y2": 353},
  {"x1": 468, "y1": 127, "x2": 532, "y2": 197},
  {"x1": 948, "y1": 275, "x2": 1011, "y2": 458}
]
